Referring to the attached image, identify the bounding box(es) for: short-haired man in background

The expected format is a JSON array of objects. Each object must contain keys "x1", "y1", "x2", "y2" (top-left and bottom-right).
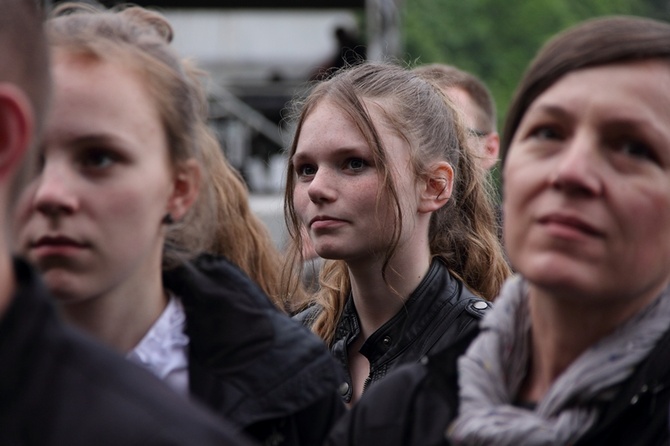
[{"x1": 414, "y1": 63, "x2": 500, "y2": 171}]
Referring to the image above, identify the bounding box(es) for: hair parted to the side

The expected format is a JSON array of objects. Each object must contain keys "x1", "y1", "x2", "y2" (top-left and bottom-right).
[
  {"x1": 281, "y1": 62, "x2": 511, "y2": 343},
  {"x1": 413, "y1": 63, "x2": 497, "y2": 133},
  {"x1": 47, "y1": 2, "x2": 218, "y2": 268},
  {"x1": 502, "y1": 15, "x2": 670, "y2": 163}
]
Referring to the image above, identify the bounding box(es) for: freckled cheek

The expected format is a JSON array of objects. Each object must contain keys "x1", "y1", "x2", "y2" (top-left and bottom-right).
[{"x1": 292, "y1": 185, "x2": 311, "y2": 222}]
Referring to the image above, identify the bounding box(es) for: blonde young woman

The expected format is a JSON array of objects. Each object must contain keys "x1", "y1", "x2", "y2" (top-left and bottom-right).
[
  {"x1": 14, "y1": 4, "x2": 343, "y2": 445},
  {"x1": 284, "y1": 62, "x2": 511, "y2": 404}
]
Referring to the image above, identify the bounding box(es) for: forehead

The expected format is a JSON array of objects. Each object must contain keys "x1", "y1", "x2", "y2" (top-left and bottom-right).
[
  {"x1": 445, "y1": 87, "x2": 482, "y2": 128},
  {"x1": 47, "y1": 51, "x2": 167, "y2": 152},
  {"x1": 295, "y1": 98, "x2": 412, "y2": 167},
  {"x1": 524, "y1": 60, "x2": 670, "y2": 129}
]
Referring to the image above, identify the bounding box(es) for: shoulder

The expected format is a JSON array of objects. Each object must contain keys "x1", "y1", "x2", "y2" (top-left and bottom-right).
[
  {"x1": 165, "y1": 254, "x2": 277, "y2": 309},
  {"x1": 42, "y1": 325, "x2": 252, "y2": 445},
  {"x1": 168, "y1": 256, "x2": 345, "y2": 430},
  {"x1": 293, "y1": 304, "x2": 322, "y2": 328},
  {"x1": 429, "y1": 258, "x2": 493, "y2": 317},
  {"x1": 576, "y1": 324, "x2": 670, "y2": 445}
]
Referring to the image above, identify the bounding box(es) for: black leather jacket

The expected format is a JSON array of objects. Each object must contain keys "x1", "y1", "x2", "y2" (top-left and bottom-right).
[
  {"x1": 296, "y1": 257, "x2": 490, "y2": 404},
  {"x1": 164, "y1": 255, "x2": 346, "y2": 446}
]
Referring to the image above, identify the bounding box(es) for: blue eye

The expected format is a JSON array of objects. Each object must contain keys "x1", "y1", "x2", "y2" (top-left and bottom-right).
[
  {"x1": 296, "y1": 164, "x2": 316, "y2": 177},
  {"x1": 346, "y1": 158, "x2": 367, "y2": 171}
]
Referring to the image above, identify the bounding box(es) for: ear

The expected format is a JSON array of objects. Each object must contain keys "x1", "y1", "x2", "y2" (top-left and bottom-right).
[
  {"x1": 418, "y1": 161, "x2": 453, "y2": 214},
  {"x1": 0, "y1": 84, "x2": 34, "y2": 179},
  {"x1": 481, "y1": 131, "x2": 500, "y2": 171},
  {"x1": 167, "y1": 158, "x2": 201, "y2": 221}
]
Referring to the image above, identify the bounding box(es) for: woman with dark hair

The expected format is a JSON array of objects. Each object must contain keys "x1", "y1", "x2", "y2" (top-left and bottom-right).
[{"x1": 327, "y1": 15, "x2": 670, "y2": 445}]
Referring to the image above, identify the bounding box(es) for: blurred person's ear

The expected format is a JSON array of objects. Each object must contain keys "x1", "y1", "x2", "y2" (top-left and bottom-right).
[
  {"x1": 0, "y1": 83, "x2": 33, "y2": 180},
  {"x1": 482, "y1": 131, "x2": 500, "y2": 171}
]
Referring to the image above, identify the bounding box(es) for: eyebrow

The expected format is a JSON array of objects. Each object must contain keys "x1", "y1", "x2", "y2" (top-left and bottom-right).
[
  {"x1": 291, "y1": 145, "x2": 369, "y2": 164},
  {"x1": 62, "y1": 132, "x2": 131, "y2": 151},
  {"x1": 526, "y1": 103, "x2": 573, "y2": 121}
]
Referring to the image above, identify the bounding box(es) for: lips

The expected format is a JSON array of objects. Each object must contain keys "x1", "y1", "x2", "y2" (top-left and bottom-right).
[
  {"x1": 309, "y1": 215, "x2": 347, "y2": 230},
  {"x1": 538, "y1": 213, "x2": 604, "y2": 237},
  {"x1": 32, "y1": 235, "x2": 86, "y2": 248},
  {"x1": 29, "y1": 235, "x2": 89, "y2": 258}
]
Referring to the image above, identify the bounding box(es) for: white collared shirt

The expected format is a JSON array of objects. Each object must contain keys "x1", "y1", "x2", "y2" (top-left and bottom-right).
[{"x1": 127, "y1": 295, "x2": 190, "y2": 396}]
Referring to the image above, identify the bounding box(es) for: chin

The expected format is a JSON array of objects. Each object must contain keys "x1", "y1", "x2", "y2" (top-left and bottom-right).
[
  {"x1": 517, "y1": 255, "x2": 598, "y2": 296},
  {"x1": 41, "y1": 272, "x2": 88, "y2": 304}
]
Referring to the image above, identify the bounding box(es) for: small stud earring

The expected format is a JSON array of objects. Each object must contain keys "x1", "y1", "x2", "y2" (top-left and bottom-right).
[{"x1": 162, "y1": 213, "x2": 174, "y2": 225}]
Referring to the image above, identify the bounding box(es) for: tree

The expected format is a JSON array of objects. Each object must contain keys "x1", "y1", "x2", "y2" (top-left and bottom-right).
[{"x1": 402, "y1": 0, "x2": 659, "y2": 130}]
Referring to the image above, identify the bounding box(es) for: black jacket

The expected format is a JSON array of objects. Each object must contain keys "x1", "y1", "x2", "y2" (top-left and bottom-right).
[
  {"x1": 163, "y1": 255, "x2": 346, "y2": 446},
  {"x1": 0, "y1": 259, "x2": 252, "y2": 446},
  {"x1": 328, "y1": 319, "x2": 670, "y2": 446},
  {"x1": 296, "y1": 257, "x2": 490, "y2": 403}
]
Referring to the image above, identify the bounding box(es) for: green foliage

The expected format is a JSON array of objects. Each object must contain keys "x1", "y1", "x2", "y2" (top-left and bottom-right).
[{"x1": 402, "y1": 0, "x2": 663, "y2": 131}]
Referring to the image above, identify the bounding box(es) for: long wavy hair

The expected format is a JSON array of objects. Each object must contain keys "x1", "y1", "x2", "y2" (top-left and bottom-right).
[{"x1": 282, "y1": 62, "x2": 511, "y2": 343}]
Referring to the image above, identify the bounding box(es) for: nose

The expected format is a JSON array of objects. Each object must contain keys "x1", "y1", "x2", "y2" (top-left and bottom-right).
[
  {"x1": 32, "y1": 161, "x2": 79, "y2": 218},
  {"x1": 550, "y1": 133, "x2": 603, "y2": 197},
  {"x1": 307, "y1": 168, "x2": 337, "y2": 204}
]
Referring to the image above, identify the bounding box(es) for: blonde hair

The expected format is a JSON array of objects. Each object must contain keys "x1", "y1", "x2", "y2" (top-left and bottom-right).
[
  {"x1": 282, "y1": 62, "x2": 511, "y2": 343},
  {"x1": 48, "y1": 3, "x2": 217, "y2": 267},
  {"x1": 200, "y1": 128, "x2": 299, "y2": 311}
]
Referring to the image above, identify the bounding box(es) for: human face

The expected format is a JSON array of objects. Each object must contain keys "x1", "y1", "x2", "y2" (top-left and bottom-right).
[
  {"x1": 292, "y1": 99, "x2": 420, "y2": 264},
  {"x1": 504, "y1": 61, "x2": 670, "y2": 308},
  {"x1": 14, "y1": 53, "x2": 178, "y2": 303},
  {"x1": 446, "y1": 87, "x2": 498, "y2": 171}
]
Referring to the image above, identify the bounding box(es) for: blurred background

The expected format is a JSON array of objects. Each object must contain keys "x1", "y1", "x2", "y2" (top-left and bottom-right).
[{"x1": 50, "y1": 0, "x2": 670, "y2": 248}]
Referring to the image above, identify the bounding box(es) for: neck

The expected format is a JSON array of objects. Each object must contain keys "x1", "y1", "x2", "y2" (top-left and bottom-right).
[
  {"x1": 60, "y1": 265, "x2": 168, "y2": 354},
  {"x1": 348, "y1": 242, "x2": 432, "y2": 339},
  {"x1": 519, "y1": 283, "x2": 664, "y2": 401}
]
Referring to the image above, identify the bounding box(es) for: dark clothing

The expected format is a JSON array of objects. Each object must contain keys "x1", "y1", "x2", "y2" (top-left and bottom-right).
[
  {"x1": 574, "y1": 323, "x2": 670, "y2": 446},
  {"x1": 164, "y1": 255, "x2": 346, "y2": 446},
  {"x1": 0, "y1": 259, "x2": 252, "y2": 446},
  {"x1": 295, "y1": 257, "x2": 490, "y2": 403},
  {"x1": 326, "y1": 328, "x2": 478, "y2": 446},
  {"x1": 328, "y1": 319, "x2": 670, "y2": 446}
]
